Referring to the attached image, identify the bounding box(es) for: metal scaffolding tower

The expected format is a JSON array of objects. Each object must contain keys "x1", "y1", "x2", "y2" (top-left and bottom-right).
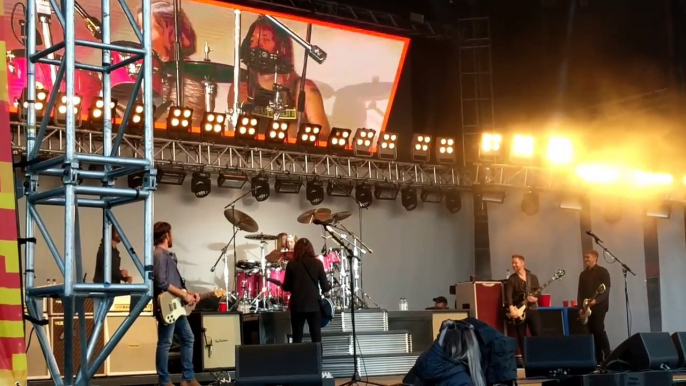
[
  {"x1": 22, "y1": 0, "x2": 155, "y2": 384},
  {"x1": 458, "y1": 17, "x2": 495, "y2": 166}
]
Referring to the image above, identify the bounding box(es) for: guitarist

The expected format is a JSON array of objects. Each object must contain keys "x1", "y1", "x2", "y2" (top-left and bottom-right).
[
  {"x1": 577, "y1": 250, "x2": 611, "y2": 363},
  {"x1": 152, "y1": 222, "x2": 201, "y2": 386},
  {"x1": 505, "y1": 255, "x2": 541, "y2": 360}
]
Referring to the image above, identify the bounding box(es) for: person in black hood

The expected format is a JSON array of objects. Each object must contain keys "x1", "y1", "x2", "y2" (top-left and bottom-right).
[{"x1": 405, "y1": 320, "x2": 486, "y2": 386}]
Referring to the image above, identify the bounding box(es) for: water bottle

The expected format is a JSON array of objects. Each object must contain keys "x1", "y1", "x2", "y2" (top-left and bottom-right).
[
  {"x1": 403, "y1": 298, "x2": 409, "y2": 311},
  {"x1": 399, "y1": 298, "x2": 404, "y2": 311}
]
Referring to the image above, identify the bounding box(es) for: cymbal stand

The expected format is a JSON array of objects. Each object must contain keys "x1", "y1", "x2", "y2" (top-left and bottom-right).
[
  {"x1": 336, "y1": 222, "x2": 374, "y2": 309},
  {"x1": 218, "y1": 189, "x2": 253, "y2": 311},
  {"x1": 201, "y1": 42, "x2": 218, "y2": 113},
  {"x1": 229, "y1": 9, "x2": 243, "y2": 128},
  {"x1": 249, "y1": 240, "x2": 272, "y2": 311}
]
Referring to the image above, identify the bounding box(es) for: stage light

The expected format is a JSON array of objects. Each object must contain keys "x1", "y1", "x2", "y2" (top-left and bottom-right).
[
  {"x1": 355, "y1": 183, "x2": 373, "y2": 208},
  {"x1": 327, "y1": 180, "x2": 354, "y2": 197},
  {"x1": 353, "y1": 128, "x2": 376, "y2": 157},
  {"x1": 328, "y1": 128, "x2": 351, "y2": 150},
  {"x1": 217, "y1": 171, "x2": 247, "y2": 189},
  {"x1": 190, "y1": 171, "x2": 211, "y2": 198},
  {"x1": 166, "y1": 106, "x2": 193, "y2": 136},
  {"x1": 378, "y1": 132, "x2": 398, "y2": 160},
  {"x1": 633, "y1": 171, "x2": 673, "y2": 188},
  {"x1": 236, "y1": 115, "x2": 260, "y2": 141},
  {"x1": 128, "y1": 102, "x2": 154, "y2": 133},
  {"x1": 54, "y1": 92, "x2": 82, "y2": 127},
  {"x1": 401, "y1": 187, "x2": 418, "y2": 211},
  {"x1": 510, "y1": 135, "x2": 535, "y2": 163},
  {"x1": 157, "y1": 168, "x2": 186, "y2": 185},
  {"x1": 479, "y1": 132, "x2": 502, "y2": 160},
  {"x1": 412, "y1": 134, "x2": 432, "y2": 162},
  {"x1": 547, "y1": 136, "x2": 573, "y2": 166},
  {"x1": 251, "y1": 174, "x2": 270, "y2": 202},
  {"x1": 374, "y1": 183, "x2": 399, "y2": 200},
  {"x1": 297, "y1": 123, "x2": 322, "y2": 147},
  {"x1": 420, "y1": 186, "x2": 442, "y2": 203},
  {"x1": 19, "y1": 87, "x2": 49, "y2": 121},
  {"x1": 575, "y1": 164, "x2": 619, "y2": 184},
  {"x1": 306, "y1": 179, "x2": 324, "y2": 205},
  {"x1": 521, "y1": 191, "x2": 539, "y2": 215},
  {"x1": 646, "y1": 202, "x2": 671, "y2": 218},
  {"x1": 127, "y1": 171, "x2": 144, "y2": 189},
  {"x1": 201, "y1": 112, "x2": 227, "y2": 141},
  {"x1": 436, "y1": 137, "x2": 456, "y2": 164},
  {"x1": 445, "y1": 190, "x2": 462, "y2": 214},
  {"x1": 275, "y1": 176, "x2": 302, "y2": 194},
  {"x1": 89, "y1": 97, "x2": 117, "y2": 123},
  {"x1": 266, "y1": 120, "x2": 289, "y2": 144}
]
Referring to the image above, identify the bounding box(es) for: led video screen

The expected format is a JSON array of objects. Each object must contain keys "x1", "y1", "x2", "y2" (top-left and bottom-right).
[{"x1": 3, "y1": 0, "x2": 409, "y2": 141}]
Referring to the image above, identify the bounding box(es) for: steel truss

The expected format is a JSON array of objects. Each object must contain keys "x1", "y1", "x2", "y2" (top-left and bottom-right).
[
  {"x1": 22, "y1": 0, "x2": 155, "y2": 384},
  {"x1": 10, "y1": 123, "x2": 462, "y2": 186}
]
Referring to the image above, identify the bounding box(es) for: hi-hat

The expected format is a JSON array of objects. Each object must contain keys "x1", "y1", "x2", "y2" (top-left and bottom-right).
[
  {"x1": 223, "y1": 208, "x2": 259, "y2": 232},
  {"x1": 245, "y1": 233, "x2": 278, "y2": 241},
  {"x1": 297, "y1": 208, "x2": 332, "y2": 224},
  {"x1": 328, "y1": 211, "x2": 352, "y2": 223}
]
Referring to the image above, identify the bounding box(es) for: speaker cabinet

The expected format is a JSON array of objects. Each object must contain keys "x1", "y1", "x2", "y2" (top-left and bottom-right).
[
  {"x1": 26, "y1": 316, "x2": 50, "y2": 380},
  {"x1": 455, "y1": 281, "x2": 505, "y2": 333},
  {"x1": 524, "y1": 335, "x2": 596, "y2": 378},
  {"x1": 188, "y1": 312, "x2": 243, "y2": 371},
  {"x1": 48, "y1": 298, "x2": 95, "y2": 316},
  {"x1": 50, "y1": 316, "x2": 106, "y2": 376},
  {"x1": 105, "y1": 314, "x2": 156, "y2": 375},
  {"x1": 431, "y1": 311, "x2": 469, "y2": 338},
  {"x1": 236, "y1": 342, "x2": 322, "y2": 384},
  {"x1": 604, "y1": 332, "x2": 679, "y2": 371}
]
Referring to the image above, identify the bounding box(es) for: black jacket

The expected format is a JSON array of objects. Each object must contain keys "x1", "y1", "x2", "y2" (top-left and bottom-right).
[
  {"x1": 92, "y1": 242, "x2": 125, "y2": 283},
  {"x1": 577, "y1": 265, "x2": 611, "y2": 311},
  {"x1": 282, "y1": 258, "x2": 330, "y2": 313},
  {"x1": 404, "y1": 341, "x2": 472, "y2": 386}
]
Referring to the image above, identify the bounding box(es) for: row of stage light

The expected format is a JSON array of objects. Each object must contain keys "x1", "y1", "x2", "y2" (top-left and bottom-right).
[{"x1": 15, "y1": 87, "x2": 457, "y2": 163}]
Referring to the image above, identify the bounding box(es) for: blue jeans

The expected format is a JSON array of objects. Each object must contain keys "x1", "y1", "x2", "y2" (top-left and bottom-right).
[{"x1": 156, "y1": 316, "x2": 195, "y2": 383}]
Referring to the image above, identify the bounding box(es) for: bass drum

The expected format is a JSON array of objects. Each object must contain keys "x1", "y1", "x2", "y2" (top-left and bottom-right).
[{"x1": 320, "y1": 297, "x2": 335, "y2": 328}]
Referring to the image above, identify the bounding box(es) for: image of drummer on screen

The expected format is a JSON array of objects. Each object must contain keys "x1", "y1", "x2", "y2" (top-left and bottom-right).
[
  {"x1": 137, "y1": 0, "x2": 197, "y2": 62},
  {"x1": 227, "y1": 17, "x2": 331, "y2": 138}
]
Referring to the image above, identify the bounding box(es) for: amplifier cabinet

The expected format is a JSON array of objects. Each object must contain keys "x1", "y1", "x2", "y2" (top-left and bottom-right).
[
  {"x1": 26, "y1": 315, "x2": 50, "y2": 380},
  {"x1": 49, "y1": 297, "x2": 95, "y2": 316},
  {"x1": 188, "y1": 312, "x2": 243, "y2": 372},
  {"x1": 50, "y1": 316, "x2": 106, "y2": 376},
  {"x1": 431, "y1": 311, "x2": 469, "y2": 338},
  {"x1": 105, "y1": 313, "x2": 157, "y2": 376},
  {"x1": 455, "y1": 281, "x2": 505, "y2": 333}
]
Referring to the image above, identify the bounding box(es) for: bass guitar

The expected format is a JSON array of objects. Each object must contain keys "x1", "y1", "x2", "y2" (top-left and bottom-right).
[
  {"x1": 579, "y1": 284, "x2": 607, "y2": 325},
  {"x1": 506, "y1": 269, "x2": 566, "y2": 325},
  {"x1": 158, "y1": 289, "x2": 226, "y2": 325}
]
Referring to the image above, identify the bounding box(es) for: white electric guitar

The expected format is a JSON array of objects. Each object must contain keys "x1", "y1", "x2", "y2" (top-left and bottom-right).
[
  {"x1": 579, "y1": 284, "x2": 607, "y2": 325},
  {"x1": 157, "y1": 289, "x2": 226, "y2": 325}
]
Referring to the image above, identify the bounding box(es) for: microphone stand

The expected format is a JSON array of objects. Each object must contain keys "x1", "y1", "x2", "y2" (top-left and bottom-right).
[
  {"x1": 318, "y1": 224, "x2": 382, "y2": 386},
  {"x1": 592, "y1": 237, "x2": 636, "y2": 337}
]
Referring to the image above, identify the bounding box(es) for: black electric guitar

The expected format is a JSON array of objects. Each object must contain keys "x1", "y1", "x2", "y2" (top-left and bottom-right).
[{"x1": 506, "y1": 269, "x2": 566, "y2": 325}]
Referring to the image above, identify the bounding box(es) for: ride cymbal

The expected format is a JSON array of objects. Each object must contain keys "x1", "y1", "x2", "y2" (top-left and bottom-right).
[
  {"x1": 297, "y1": 208, "x2": 332, "y2": 224},
  {"x1": 328, "y1": 211, "x2": 352, "y2": 223},
  {"x1": 223, "y1": 208, "x2": 259, "y2": 232}
]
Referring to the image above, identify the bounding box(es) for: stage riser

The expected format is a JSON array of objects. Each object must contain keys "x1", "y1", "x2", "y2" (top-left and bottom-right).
[
  {"x1": 322, "y1": 355, "x2": 418, "y2": 378},
  {"x1": 310, "y1": 310, "x2": 388, "y2": 333},
  {"x1": 300, "y1": 333, "x2": 412, "y2": 356}
]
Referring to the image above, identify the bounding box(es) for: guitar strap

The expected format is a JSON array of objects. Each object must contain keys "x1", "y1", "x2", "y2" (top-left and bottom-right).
[
  {"x1": 525, "y1": 271, "x2": 532, "y2": 300},
  {"x1": 171, "y1": 253, "x2": 186, "y2": 290},
  {"x1": 302, "y1": 262, "x2": 321, "y2": 293}
]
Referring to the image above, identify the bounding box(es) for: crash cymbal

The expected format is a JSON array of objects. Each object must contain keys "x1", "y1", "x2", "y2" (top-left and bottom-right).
[
  {"x1": 163, "y1": 60, "x2": 242, "y2": 83},
  {"x1": 245, "y1": 233, "x2": 278, "y2": 241},
  {"x1": 328, "y1": 211, "x2": 352, "y2": 223},
  {"x1": 223, "y1": 208, "x2": 259, "y2": 233},
  {"x1": 297, "y1": 208, "x2": 332, "y2": 224}
]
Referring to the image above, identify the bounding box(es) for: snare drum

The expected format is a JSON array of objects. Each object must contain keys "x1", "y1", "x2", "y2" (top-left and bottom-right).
[
  {"x1": 236, "y1": 272, "x2": 262, "y2": 299},
  {"x1": 110, "y1": 41, "x2": 164, "y2": 105},
  {"x1": 236, "y1": 259, "x2": 260, "y2": 271}
]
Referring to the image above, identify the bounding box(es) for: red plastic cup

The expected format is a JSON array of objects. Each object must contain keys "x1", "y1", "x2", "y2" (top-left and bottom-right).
[
  {"x1": 219, "y1": 302, "x2": 228, "y2": 312},
  {"x1": 563, "y1": 300, "x2": 569, "y2": 307},
  {"x1": 538, "y1": 294, "x2": 552, "y2": 308},
  {"x1": 571, "y1": 300, "x2": 578, "y2": 307}
]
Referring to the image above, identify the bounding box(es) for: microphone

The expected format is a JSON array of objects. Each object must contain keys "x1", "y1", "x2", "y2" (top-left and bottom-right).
[
  {"x1": 74, "y1": 2, "x2": 102, "y2": 40},
  {"x1": 585, "y1": 230, "x2": 603, "y2": 243}
]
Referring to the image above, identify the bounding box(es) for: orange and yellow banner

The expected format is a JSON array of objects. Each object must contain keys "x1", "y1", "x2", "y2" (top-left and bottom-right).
[{"x1": 0, "y1": 0, "x2": 28, "y2": 384}]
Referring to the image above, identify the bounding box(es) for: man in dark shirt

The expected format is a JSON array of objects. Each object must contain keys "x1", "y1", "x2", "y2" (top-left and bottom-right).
[
  {"x1": 92, "y1": 228, "x2": 132, "y2": 283},
  {"x1": 505, "y1": 254, "x2": 541, "y2": 359},
  {"x1": 425, "y1": 296, "x2": 449, "y2": 310},
  {"x1": 577, "y1": 249, "x2": 611, "y2": 363},
  {"x1": 152, "y1": 222, "x2": 201, "y2": 386}
]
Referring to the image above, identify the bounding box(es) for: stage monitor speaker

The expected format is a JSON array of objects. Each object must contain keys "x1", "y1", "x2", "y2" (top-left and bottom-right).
[
  {"x1": 236, "y1": 342, "x2": 322, "y2": 385},
  {"x1": 603, "y1": 332, "x2": 679, "y2": 371},
  {"x1": 188, "y1": 312, "x2": 243, "y2": 371},
  {"x1": 26, "y1": 317, "x2": 50, "y2": 380},
  {"x1": 50, "y1": 316, "x2": 106, "y2": 376},
  {"x1": 541, "y1": 370, "x2": 673, "y2": 385},
  {"x1": 671, "y1": 332, "x2": 686, "y2": 368},
  {"x1": 524, "y1": 335, "x2": 596, "y2": 378},
  {"x1": 105, "y1": 314, "x2": 156, "y2": 375},
  {"x1": 538, "y1": 308, "x2": 565, "y2": 337}
]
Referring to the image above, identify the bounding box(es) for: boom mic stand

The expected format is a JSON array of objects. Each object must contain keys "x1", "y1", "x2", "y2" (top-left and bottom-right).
[
  {"x1": 590, "y1": 234, "x2": 636, "y2": 337},
  {"x1": 317, "y1": 223, "x2": 383, "y2": 386}
]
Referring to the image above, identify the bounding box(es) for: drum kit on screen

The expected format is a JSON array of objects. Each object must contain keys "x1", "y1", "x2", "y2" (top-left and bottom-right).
[{"x1": 217, "y1": 206, "x2": 377, "y2": 314}]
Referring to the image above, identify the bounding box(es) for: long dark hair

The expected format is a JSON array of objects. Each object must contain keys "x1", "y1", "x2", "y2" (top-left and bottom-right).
[
  {"x1": 293, "y1": 238, "x2": 315, "y2": 262},
  {"x1": 240, "y1": 16, "x2": 295, "y2": 67},
  {"x1": 139, "y1": 1, "x2": 197, "y2": 59},
  {"x1": 438, "y1": 320, "x2": 486, "y2": 386}
]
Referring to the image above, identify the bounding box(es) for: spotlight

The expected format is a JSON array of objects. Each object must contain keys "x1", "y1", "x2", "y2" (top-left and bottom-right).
[
  {"x1": 297, "y1": 123, "x2": 322, "y2": 147},
  {"x1": 217, "y1": 171, "x2": 247, "y2": 189},
  {"x1": 89, "y1": 97, "x2": 117, "y2": 124},
  {"x1": 327, "y1": 180, "x2": 354, "y2": 197},
  {"x1": 166, "y1": 106, "x2": 193, "y2": 137},
  {"x1": 374, "y1": 183, "x2": 399, "y2": 200},
  {"x1": 412, "y1": 134, "x2": 431, "y2": 162},
  {"x1": 267, "y1": 120, "x2": 289, "y2": 144},
  {"x1": 378, "y1": 132, "x2": 398, "y2": 160},
  {"x1": 510, "y1": 134, "x2": 535, "y2": 164},
  {"x1": 546, "y1": 136, "x2": 573, "y2": 166},
  {"x1": 251, "y1": 175, "x2": 270, "y2": 202},
  {"x1": 306, "y1": 179, "x2": 324, "y2": 205},
  {"x1": 479, "y1": 132, "x2": 502, "y2": 161},
  {"x1": 157, "y1": 168, "x2": 186, "y2": 185},
  {"x1": 274, "y1": 176, "x2": 302, "y2": 194},
  {"x1": 19, "y1": 87, "x2": 49, "y2": 121},
  {"x1": 420, "y1": 186, "x2": 443, "y2": 203},
  {"x1": 401, "y1": 187, "x2": 418, "y2": 211},
  {"x1": 445, "y1": 190, "x2": 462, "y2": 213},
  {"x1": 521, "y1": 191, "x2": 539, "y2": 215},
  {"x1": 436, "y1": 137, "x2": 456, "y2": 164},
  {"x1": 127, "y1": 171, "x2": 145, "y2": 189},
  {"x1": 128, "y1": 102, "x2": 154, "y2": 133},
  {"x1": 190, "y1": 171, "x2": 211, "y2": 198},
  {"x1": 353, "y1": 128, "x2": 376, "y2": 157},
  {"x1": 54, "y1": 92, "x2": 83, "y2": 127},
  {"x1": 236, "y1": 115, "x2": 260, "y2": 141},
  {"x1": 201, "y1": 112, "x2": 227, "y2": 141},
  {"x1": 354, "y1": 183, "x2": 373, "y2": 208},
  {"x1": 328, "y1": 128, "x2": 351, "y2": 150}
]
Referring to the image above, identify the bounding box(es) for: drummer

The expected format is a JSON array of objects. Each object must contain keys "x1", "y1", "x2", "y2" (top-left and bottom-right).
[{"x1": 266, "y1": 233, "x2": 290, "y2": 264}]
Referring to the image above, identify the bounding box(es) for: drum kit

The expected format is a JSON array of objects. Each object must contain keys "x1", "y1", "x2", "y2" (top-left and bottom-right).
[{"x1": 213, "y1": 204, "x2": 377, "y2": 314}]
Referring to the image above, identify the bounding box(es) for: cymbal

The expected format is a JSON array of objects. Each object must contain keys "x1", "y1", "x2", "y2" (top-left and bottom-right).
[
  {"x1": 297, "y1": 208, "x2": 332, "y2": 224},
  {"x1": 223, "y1": 209, "x2": 259, "y2": 233},
  {"x1": 245, "y1": 233, "x2": 278, "y2": 241},
  {"x1": 163, "y1": 60, "x2": 241, "y2": 83},
  {"x1": 328, "y1": 211, "x2": 352, "y2": 223}
]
